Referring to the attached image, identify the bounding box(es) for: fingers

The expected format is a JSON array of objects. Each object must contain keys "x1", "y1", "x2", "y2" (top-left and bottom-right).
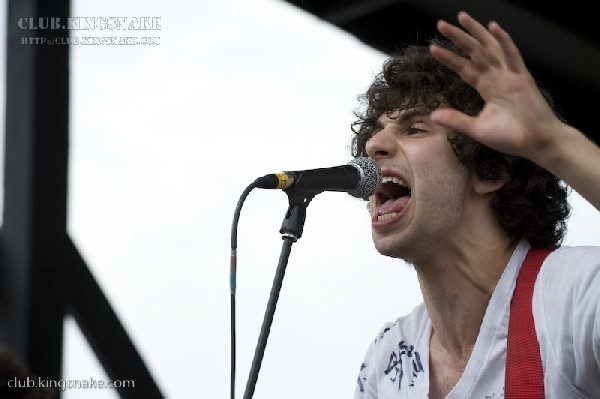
[
  {"x1": 435, "y1": 17, "x2": 480, "y2": 54},
  {"x1": 429, "y1": 43, "x2": 480, "y2": 87},
  {"x1": 435, "y1": 11, "x2": 526, "y2": 73},
  {"x1": 430, "y1": 108, "x2": 476, "y2": 138},
  {"x1": 447, "y1": 13, "x2": 504, "y2": 67},
  {"x1": 488, "y1": 21, "x2": 527, "y2": 73},
  {"x1": 455, "y1": 11, "x2": 496, "y2": 49}
]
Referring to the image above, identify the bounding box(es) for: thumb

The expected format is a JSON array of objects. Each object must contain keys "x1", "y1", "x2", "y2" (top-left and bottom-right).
[{"x1": 430, "y1": 108, "x2": 475, "y2": 137}]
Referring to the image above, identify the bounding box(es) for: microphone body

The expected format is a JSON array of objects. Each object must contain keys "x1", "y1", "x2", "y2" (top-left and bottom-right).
[{"x1": 255, "y1": 157, "x2": 382, "y2": 199}]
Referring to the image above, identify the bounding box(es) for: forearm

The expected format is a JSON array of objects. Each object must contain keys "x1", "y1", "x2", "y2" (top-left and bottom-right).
[{"x1": 536, "y1": 124, "x2": 600, "y2": 211}]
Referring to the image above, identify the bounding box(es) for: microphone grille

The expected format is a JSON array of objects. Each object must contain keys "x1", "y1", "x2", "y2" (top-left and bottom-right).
[{"x1": 348, "y1": 157, "x2": 382, "y2": 199}]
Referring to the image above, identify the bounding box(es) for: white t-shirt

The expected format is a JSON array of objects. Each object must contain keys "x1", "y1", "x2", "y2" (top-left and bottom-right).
[{"x1": 355, "y1": 240, "x2": 600, "y2": 398}]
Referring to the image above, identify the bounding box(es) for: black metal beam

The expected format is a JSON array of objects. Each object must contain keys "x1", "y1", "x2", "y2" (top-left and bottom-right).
[
  {"x1": 63, "y1": 236, "x2": 165, "y2": 398},
  {"x1": 324, "y1": 0, "x2": 404, "y2": 25},
  {"x1": 1, "y1": 0, "x2": 70, "y2": 382},
  {"x1": 0, "y1": 1, "x2": 165, "y2": 397},
  {"x1": 409, "y1": 0, "x2": 600, "y2": 93}
]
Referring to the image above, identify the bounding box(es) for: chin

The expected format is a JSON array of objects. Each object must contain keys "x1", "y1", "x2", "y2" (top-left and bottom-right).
[
  {"x1": 372, "y1": 232, "x2": 423, "y2": 263},
  {"x1": 373, "y1": 239, "x2": 407, "y2": 260}
]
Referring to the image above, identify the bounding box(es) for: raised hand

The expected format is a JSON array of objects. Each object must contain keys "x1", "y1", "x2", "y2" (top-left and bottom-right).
[
  {"x1": 428, "y1": 11, "x2": 560, "y2": 161},
  {"x1": 429, "y1": 11, "x2": 600, "y2": 210}
]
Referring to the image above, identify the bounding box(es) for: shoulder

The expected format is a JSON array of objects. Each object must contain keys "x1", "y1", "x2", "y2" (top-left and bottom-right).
[
  {"x1": 548, "y1": 244, "x2": 600, "y2": 263},
  {"x1": 536, "y1": 245, "x2": 600, "y2": 312},
  {"x1": 365, "y1": 303, "x2": 430, "y2": 357},
  {"x1": 534, "y1": 245, "x2": 600, "y2": 393},
  {"x1": 356, "y1": 303, "x2": 430, "y2": 397},
  {"x1": 539, "y1": 245, "x2": 600, "y2": 291}
]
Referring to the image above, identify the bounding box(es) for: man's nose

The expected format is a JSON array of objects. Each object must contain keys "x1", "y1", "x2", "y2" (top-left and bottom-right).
[{"x1": 365, "y1": 128, "x2": 397, "y2": 161}]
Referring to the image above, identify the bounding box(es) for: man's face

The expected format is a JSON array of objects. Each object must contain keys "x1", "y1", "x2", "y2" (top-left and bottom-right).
[{"x1": 365, "y1": 108, "x2": 475, "y2": 262}]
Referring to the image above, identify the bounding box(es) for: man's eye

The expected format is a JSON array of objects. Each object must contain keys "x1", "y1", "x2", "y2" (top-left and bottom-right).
[{"x1": 407, "y1": 126, "x2": 424, "y2": 135}]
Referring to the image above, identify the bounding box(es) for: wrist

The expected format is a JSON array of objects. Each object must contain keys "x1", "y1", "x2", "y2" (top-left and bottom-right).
[{"x1": 528, "y1": 121, "x2": 575, "y2": 173}]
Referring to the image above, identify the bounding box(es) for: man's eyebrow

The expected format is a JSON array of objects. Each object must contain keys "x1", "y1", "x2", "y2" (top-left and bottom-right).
[
  {"x1": 395, "y1": 108, "x2": 428, "y2": 123},
  {"x1": 370, "y1": 108, "x2": 430, "y2": 134}
]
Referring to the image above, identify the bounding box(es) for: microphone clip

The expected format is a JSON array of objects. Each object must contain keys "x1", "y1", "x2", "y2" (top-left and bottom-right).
[{"x1": 279, "y1": 190, "x2": 315, "y2": 240}]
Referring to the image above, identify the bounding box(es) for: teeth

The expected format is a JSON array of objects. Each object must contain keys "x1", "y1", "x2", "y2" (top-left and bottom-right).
[
  {"x1": 381, "y1": 176, "x2": 408, "y2": 187},
  {"x1": 377, "y1": 212, "x2": 398, "y2": 222}
]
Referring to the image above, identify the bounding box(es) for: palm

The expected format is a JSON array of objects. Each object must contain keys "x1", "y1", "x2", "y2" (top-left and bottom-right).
[{"x1": 430, "y1": 12, "x2": 559, "y2": 160}]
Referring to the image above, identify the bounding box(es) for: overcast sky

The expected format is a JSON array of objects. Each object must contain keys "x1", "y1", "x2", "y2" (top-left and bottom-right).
[{"x1": 2, "y1": 1, "x2": 600, "y2": 398}]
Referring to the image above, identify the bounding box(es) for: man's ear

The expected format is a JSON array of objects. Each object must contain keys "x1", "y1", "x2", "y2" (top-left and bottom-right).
[{"x1": 472, "y1": 174, "x2": 507, "y2": 195}]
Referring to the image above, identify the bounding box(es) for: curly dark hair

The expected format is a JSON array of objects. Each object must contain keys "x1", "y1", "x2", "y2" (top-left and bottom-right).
[{"x1": 351, "y1": 38, "x2": 570, "y2": 248}]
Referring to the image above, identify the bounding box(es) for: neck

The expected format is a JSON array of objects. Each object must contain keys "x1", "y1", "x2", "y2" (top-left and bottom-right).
[{"x1": 415, "y1": 236, "x2": 517, "y2": 356}]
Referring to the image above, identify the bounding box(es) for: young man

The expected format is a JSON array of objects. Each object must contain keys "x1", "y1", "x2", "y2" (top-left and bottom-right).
[{"x1": 352, "y1": 11, "x2": 600, "y2": 398}]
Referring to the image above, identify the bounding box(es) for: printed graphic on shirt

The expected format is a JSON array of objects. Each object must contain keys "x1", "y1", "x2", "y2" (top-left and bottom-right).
[
  {"x1": 485, "y1": 388, "x2": 504, "y2": 399},
  {"x1": 357, "y1": 363, "x2": 367, "y2": 393},
  {"x1": 356, "y1": 339, "x2": 424, "y2": 394},
  {"x1": 384, "y1": 340, "x2": 424, "y2": 390},
  {"x1": 375, "y1": 321, "x2": 398, "y2": 343}
]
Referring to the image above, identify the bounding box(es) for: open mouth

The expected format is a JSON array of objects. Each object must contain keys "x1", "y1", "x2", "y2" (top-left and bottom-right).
[{"x1": 374, "y1": 175, "x2": 412, "y2": 222}]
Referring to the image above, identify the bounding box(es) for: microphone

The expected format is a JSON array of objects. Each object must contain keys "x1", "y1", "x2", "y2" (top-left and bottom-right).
[{"x1": 254, "y1": 157, "x2": 382, "y2": 199}]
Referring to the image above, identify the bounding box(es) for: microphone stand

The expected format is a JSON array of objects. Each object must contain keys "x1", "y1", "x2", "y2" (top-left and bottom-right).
[{"x1": 242, "y1": 189, "x2": 315, "y2": 399}]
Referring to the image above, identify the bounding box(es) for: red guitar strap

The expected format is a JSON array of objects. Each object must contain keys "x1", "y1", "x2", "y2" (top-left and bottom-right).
[{"x1": 505, "y1": 247, "x2": 554, "y2": 398}]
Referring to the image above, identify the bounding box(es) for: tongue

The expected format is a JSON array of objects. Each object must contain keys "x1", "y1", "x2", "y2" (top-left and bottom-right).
[{"x1": 378, "y1": 197, "x2": 410, "y2": 215}]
